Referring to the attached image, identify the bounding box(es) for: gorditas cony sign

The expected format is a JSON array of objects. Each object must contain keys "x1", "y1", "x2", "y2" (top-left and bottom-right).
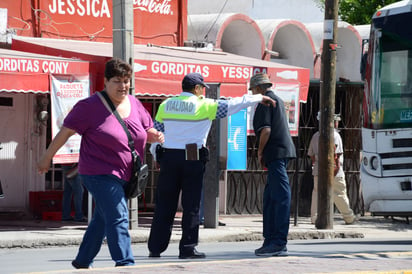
[
  {"x1": 4, "y1": 0, "x2": 187, "y2": 46},
  {"x1": 0, "y1": 57, "x2": 71, "y2": 74}
]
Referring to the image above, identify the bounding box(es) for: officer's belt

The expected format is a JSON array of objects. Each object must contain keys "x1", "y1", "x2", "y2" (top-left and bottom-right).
[{"x1": 163, "y1": 148, "x2": 186, "y2": 152}]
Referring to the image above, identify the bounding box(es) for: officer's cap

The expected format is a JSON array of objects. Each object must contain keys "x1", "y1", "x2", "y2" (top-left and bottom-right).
[{"x1": 182, "y1": 73, "x2": 209, "y2": 88}]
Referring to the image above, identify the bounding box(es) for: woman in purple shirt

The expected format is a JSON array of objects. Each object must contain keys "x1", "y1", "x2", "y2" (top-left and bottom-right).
[{"x1": 37, "y1": 58, "x2": 163, "y2": 268}]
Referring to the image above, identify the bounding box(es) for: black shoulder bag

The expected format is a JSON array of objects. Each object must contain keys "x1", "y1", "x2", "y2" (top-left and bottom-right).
[{"x1": 99, "y1": 91, "x2": 149, "y2": 199}]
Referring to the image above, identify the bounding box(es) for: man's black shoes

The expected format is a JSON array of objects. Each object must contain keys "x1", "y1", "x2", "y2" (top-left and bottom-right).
[
  {"x1": 178, "y1": 249, "x2": 206, "y2": 259},
  {"x1": 71, "y1": 260, "x2": 91, "y2": 269},
  {"x1": 148, "y1": 252, "x2": 160, "y2": 258},
  {"x1": 200, "y1": 221, "x2": 226, "y2": 226},
  {"x1": 149, "y1": 249, "x2": 205, "y2": 259}
]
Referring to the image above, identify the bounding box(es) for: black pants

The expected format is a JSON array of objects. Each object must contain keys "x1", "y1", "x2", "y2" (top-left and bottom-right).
[{"x1": 148, "y1": 149, "x2": 205, "y2": 254}]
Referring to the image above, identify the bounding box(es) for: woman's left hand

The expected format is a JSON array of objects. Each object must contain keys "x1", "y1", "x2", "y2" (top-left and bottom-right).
[
  {"x1": 147, "y1": 128, "x2": 164, "y2": 144},
  {"x1": 155, "y1": 131, "x2": 164, "y2": 143}
]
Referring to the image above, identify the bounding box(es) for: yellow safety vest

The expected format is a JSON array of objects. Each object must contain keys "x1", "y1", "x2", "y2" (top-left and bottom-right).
[{"x1": 156, "y1": 95, "x2": 218, "y2": 122}]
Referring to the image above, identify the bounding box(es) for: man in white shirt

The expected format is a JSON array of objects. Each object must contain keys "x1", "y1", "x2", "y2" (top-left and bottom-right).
[{"x1": 308, "y1": 112, "x2": 356, "y2": 225}]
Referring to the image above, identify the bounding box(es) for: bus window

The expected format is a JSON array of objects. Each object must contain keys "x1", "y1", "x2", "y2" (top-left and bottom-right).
[
  {"x1": 380, "y1": 49, "x2": 412, "y2": 127},
  {"x1": 370, "y1": 27, "x2": 412, "y2": 129}
]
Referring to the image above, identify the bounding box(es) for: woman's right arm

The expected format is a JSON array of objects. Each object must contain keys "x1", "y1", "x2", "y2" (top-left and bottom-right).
[{"x1": 37, "y1": 126, "x2": 77, "y2": 174}]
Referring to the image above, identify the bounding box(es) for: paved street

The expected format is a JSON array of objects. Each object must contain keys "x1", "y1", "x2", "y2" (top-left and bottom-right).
[
  {"x1": 1, "y1": 239, "x2": 411, "y2": 273},
  {"x1": 0, "y1": 213, "x2": 411, "y2": 273}
]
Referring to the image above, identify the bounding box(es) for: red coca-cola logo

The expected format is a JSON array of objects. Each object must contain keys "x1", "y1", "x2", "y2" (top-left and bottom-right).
[{"x1": 133, "y1": 0, "x2": 172, "y2": 15}]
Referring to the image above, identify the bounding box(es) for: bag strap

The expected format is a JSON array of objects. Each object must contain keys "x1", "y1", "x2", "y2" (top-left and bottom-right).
[{"x1": 98, "y1": 91, "x2": 141, "y2": 167}]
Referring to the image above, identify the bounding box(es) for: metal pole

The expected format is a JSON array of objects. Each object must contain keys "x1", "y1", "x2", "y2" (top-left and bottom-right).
[
  {"x1": 112, "y1": 0, "x2": 138, "y2": 229},
  {"x1": 316, "y1": 0, "x2": 339, "y2": 229}
]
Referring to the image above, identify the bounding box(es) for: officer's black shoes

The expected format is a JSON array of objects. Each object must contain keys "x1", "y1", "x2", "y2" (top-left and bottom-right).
[
  {"x1": 148, "y1": 252, "x2": 161, "y2": 258},
  {"x1": 200, "y1": 221, "x2": 226, "y2": 226},
  {"x1": 178, "y1": 248, "x2": 206, "y2": 259}
]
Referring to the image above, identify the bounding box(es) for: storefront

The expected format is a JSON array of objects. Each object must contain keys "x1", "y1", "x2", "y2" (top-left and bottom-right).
[
  {"x1": 0, "y1": 48, "x2": 90, "y2": 215},
  {"x1": 10, "y1": 36, "x2": 310, "y2": 213}
]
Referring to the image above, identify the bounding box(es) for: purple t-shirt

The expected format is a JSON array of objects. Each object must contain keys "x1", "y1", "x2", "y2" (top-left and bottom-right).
[{"x1": 63, "y1": 93, "x2": 153, "y2": 181}]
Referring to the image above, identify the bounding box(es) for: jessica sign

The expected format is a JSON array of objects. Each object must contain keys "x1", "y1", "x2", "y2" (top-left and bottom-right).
[{"x1": 47, "y1": 0, "x2": 172, "y2": 18}]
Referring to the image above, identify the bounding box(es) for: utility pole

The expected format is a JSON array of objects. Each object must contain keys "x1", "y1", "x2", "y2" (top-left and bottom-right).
[
  {"x1": 113, "y1": 0, "x2": 138, "y2": 229},
  {"x1": 316, "y1": 0, "x2": 339, "y2": 229},
  {"x1": 113, "y1": 0, "x2": 135, "y2": 96},
  {"x1": 204, "y1": 85, "x2": 220, "y2": 228}
]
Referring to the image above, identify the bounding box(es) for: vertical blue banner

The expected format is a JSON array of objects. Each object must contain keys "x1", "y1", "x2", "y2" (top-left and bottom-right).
[{"x1": 227, "y1": 109, "x2": 247, "y2": 170}]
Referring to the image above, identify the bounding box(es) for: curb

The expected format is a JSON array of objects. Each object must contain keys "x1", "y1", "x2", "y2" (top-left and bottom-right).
[{"x1": 0, "y1": 230, "x2": 364, "y2": 249}]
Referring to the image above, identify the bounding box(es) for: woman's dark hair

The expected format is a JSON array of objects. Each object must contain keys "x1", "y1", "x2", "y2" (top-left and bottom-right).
[{"x1": 104, "y1": 58, "x2": 132, "y2": 80}]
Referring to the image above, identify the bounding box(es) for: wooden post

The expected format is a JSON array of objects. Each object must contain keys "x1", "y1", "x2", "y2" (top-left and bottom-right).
[
  {"x1": 316, "y1": 0, "x2": 339, "y2": 229},
  {"x1": 204, "y1": 84, "x2": 220, "y2": 228}
]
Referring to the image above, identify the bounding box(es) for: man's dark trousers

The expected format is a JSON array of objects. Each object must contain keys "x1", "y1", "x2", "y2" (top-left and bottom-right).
[{"x1": 148, "y1": 149, "x2": 205, "y2": 254}]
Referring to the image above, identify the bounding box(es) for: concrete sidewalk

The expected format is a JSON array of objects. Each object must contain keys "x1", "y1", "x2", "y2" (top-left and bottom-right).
[{"x1": 0, "y1": 213, "x2": 411, "y2": 248}]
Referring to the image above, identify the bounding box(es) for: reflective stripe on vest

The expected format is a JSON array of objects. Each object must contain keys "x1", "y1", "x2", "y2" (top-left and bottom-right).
[{"x1": 156, "y1": 96, "x2": 218, "y2": 122}]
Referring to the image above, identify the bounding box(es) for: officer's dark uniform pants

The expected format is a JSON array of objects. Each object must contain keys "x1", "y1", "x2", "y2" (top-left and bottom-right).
[{"x1": 148, "y1": 149, "x2": 205, "y2": 254}]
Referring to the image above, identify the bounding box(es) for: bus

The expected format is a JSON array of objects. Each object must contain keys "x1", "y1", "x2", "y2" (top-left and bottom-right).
[{"x1": 361, "y1": 0, "x2": 412, "y2": 217}]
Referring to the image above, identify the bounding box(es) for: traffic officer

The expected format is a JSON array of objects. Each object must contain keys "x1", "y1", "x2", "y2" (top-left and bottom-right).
[{"x1": 147, "y1": 72, "x2": 275, "y2": 259}]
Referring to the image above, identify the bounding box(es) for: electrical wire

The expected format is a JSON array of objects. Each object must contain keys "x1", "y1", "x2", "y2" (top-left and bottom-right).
[
  {"x1": 7, "y1": 16, "x2": 31, "y2": 31},
  {"x1": 203, "y1": 0, "x2": 229, "y2": 41}
]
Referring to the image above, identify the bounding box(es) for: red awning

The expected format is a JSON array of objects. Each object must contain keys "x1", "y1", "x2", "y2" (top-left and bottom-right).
[
  {"x1": 220, "y1": 83, "x2": 248, "y2": 98},
  {"x1": 11, "y1": 37, "x2": 310, "y2": 101},
  {"x1": 0, "y1": 72, "x2": 49, "y2": 93},
  {"x1": 135, "y1": 77, "x2": 181, "y2": 97},
  {"x1": 0, "y1": 48, "x2": 90, "y2": 94}
]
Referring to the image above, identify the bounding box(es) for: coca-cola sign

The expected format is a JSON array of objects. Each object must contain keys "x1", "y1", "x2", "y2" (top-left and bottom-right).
[{"x1": 134, "y1": 0, "x2": 173, "y2": 15}]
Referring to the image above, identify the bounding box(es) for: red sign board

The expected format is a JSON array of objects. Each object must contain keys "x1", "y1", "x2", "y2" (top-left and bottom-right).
[
  {"x1": 133, "y1": 58, "x2": 309, "y2": 103},
  {"x1": 134, "y1": 59, "x2": 269, "y2": 83},
  {"x1": 0, "y1": 53, "x2": 89, "y2": 93},
  {"x1": 0, "y1": 56, "x2": 88, "y2": 75},
  {"x1": 3, "y1": 0, "x2": 187, "y2": 46}
]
